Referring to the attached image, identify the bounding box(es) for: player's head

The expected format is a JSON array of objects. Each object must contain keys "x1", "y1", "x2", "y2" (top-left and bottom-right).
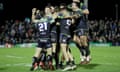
[
  {"x1": 32, "y1": 8, "x2": 37, "y2": 13},
  {"x1": 59, "y1": 3, "x2": 67, "y2": 10},
  {"x1": 50, "y1": 6, "x2": 55, "y2": 13},
  {"x1": 54, "y1": 6, "x2": 59, "y2": 12},
  {"x1": 44, "y1": 6, "x2": 51, "y2": 14},
  {"x1": 72, "y1": 2, "x2": 80, "y2": 9}
]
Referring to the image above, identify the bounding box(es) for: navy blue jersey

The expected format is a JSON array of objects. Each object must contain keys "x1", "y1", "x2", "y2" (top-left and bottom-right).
[
  {"x1": 79, "y1": 3, "x2": 88, "y2": 29},
  {"x1": 76, "y1": 15, "x2": 88, "y2": 29},
  {"x1": 51, "y1": 18, "x2": 58, "y2": 33},
  {"x1": 73, "y1": 9, "x2": 88, "y2": 29},
  {"x1": 36, "y1": 22, "x2": 51, "y2": 38},
  {"x1": 51, "y1": 25, "x2": 57, "y2": 33},
  {"x1": 60, "y1": 18, "x2": 72, "y2": 35}
]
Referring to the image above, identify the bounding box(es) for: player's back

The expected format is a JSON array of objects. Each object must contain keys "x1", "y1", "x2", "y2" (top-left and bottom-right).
[
  {"x1": 59, "y1": 18, "x2": 72, "y2": 35},
  {"x1": 36, "y1": 19, "x2": 51, "y2": 38}
]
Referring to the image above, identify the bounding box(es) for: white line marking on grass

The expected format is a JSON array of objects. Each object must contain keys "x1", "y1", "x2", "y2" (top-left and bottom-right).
[
  {"x1": 6, "y1": 55, "x2": 24, "y2": 59},
  {"x1": 96, "y1": 55, "x2": 120, "y2": 58},
  {"x1": 5, "y1": 63, "x2": 31, "y2": 67},
  {"x1": 100, "y1": 63, "x2": 119, "y2": 66}
]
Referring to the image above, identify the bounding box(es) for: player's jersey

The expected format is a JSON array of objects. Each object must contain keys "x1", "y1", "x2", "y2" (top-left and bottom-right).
[
  {"x1": 36, "y1": 21, "x2": 50, "y2": 38},
  {"x1": 79, "y1": 3, "x2": 88, "y2": 29},
  {"x1": 59, "y1": 18, "x2": 72, "y2": 35},
  {"x1": 51, "y1": 25, "x2": 57, "y2": 33},
  {"x1": 51, "y1": 18, "x2": 58, "y2": 33},
  {"x1": 73, "y1": 8, "x2": 88, "y2": 29},
  {"x1": 77, "y1": 15, "x2": 88, "y2": 29},
  {"x1": 35, "y1": 16, "x2": 54, "y2": 39}
]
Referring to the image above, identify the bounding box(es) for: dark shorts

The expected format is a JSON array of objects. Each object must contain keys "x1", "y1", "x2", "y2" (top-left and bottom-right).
[
  {"x1": 75, "y1": 29, "x2": 88, "y2": 36},
  {"x1": 50, "y1": 32, "x2": 57, "y2": 43},
  {"x1": 59, "y1": 33, "x2": 71, "y2": 44},
  {"x1": 37, "y1": 38, "x2": 52, "y2": 49}
]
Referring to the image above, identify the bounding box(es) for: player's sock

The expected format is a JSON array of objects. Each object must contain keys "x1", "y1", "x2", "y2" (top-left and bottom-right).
[
  {"x1": 46, "y1": 55, "x2": 52, "y2": 66},
  {"x1": 32, "y1": 56, "x2": 38, "y2": 65},
  {"x1": 58, "y1": 61, "x2": 64, "y2": 69},
  {"x1": 81, "y1": 46, "x2": 85, "y2": 56},
  {"x1": 84, "y1": 46, "x2": 90, "y2": 58},
  {"x1": 40, "y1": 52, "x2": 46, "y2": 62},
  {"x1": 84, "y1": 46, "x2": 91, "y2": 63},
  {"x1": 71, "y1": 60, "x2": 75, "y2": 65},
  {"x1": 46, "y1": 55, "x2": 54, "y2": 70},
  {"x1": 59, "y1": 61, "x2": 63, "y2": 65},
  {"x1": 54, "y1": 52, "x2": 59, "y2": 69},
  {"x1": 76, "y1": 44, "x2": 84, "y2": 56},
  {"x1": 47, "y1": 55, "x2": 52, "y2": 61},
  {"x1": 30, "y1": 57, "x2": 38, "y2": 71},
  {"x1": 39, "y1": 52, "x2": 46, "y2": 70},
  {"x1": 66, "y1": 61, "x2": 71, "y2": 66},
  {"x1": 52, "y1": 52, "x2": 55, "y2": 58}
]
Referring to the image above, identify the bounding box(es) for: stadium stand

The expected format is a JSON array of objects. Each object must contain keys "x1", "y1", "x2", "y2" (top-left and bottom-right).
[{"x1": 0, "y1": 18, "x2": 120, "y2": 46}]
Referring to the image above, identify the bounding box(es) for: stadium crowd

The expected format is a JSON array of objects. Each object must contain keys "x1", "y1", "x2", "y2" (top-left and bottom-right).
[{"x1": 0, "y1": 18, "x2": 120, "y2": 46}]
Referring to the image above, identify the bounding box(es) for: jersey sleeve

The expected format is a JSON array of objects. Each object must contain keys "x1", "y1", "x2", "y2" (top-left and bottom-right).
[
  {"x1": 67, "y1": 4, "x2": 72, "y2": 9},
  {"x1": 47, "y1": 16, "x2": 55, "y2": 24}
]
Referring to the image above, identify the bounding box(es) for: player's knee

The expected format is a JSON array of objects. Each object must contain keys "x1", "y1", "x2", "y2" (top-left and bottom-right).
[
  {"x1": 47, "y1": 48, "x2": 52, "y2": 55},
  {"x1": 34, "y1": 48, "x2": 42, "y2": 57},
  {"x1": 61, "y1": 44, "x2": 67, "y2": 51}
]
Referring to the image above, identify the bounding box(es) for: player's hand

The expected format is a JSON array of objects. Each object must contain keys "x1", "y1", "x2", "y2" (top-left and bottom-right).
[{"x1": 32, "y1": 8, "x2": 36, "y2": 14}]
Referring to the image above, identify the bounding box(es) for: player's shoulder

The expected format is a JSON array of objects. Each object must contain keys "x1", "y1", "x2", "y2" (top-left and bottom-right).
[{"x1": 80, "y1": 2, "x2": 87, "y2": 10}]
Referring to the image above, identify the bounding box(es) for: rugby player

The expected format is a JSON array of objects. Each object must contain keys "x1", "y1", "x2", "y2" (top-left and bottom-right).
[
  {"x1": 71, "y1": 1, "x2": 91, "y2": 64},
  {"x1": 30, "y1": 6, "x2": 54, "y2": 71},
  {"x1": 58, "y1": 3, "x2": 76, "y2": 71}
]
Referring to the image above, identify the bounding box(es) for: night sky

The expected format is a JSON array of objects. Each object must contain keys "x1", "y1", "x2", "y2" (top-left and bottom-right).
[{"x1": 0, "y1": 0, "x2": 119, "y2": 20}]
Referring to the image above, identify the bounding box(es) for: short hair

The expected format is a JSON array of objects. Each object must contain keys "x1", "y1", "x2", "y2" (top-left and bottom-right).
[
  {"x1": 59, "y1": 3, "x2": 67, "y2": 10},
  {"x1": 73, "y1": 2, "x2": 80, "y2": 8}
]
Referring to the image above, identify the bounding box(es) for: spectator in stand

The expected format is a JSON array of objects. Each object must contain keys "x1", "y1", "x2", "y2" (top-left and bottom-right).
[{"x1": 0, "y1": 18, "x2": 120, "y2": 46}]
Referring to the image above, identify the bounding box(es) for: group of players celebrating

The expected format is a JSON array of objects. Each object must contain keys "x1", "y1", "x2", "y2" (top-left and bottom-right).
[{"x1": 30, "y1": 0, "x2": 91, "y2": 71}]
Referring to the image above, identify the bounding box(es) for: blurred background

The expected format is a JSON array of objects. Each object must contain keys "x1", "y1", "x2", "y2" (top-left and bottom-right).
[
  {"x1": 0, "y1": 0, "x2": 120, "y2": 47},
  {"x1": 0, "y1": 0, "x2": 119, "y2": 20}
]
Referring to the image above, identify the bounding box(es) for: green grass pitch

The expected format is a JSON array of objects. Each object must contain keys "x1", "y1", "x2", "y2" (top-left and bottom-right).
[{"x1": 0, "y1": 46, "x2": 120, "y2": 72}]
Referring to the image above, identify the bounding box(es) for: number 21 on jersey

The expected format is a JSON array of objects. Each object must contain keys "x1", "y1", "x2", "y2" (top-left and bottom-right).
[{"x1": 38, "y1": 22, "x2": 48, "y2": 32}]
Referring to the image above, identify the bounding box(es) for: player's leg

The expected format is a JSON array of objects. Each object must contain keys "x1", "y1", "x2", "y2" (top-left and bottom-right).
[
  {"x1": 73, "y1": 34, "x2": 84, "y2": 58},
  {"x1": 61, "y1": 43, "x2": 69, "y2": 64},
  {"x1": 51, "y1": 32, "x2": 57, "y2": 54},
  {"x1": 30, "y1": 39, "x2": 45, "y2": 71},
  {"x1": 52, "y1": 43, "x2": 57, "y2": 54},
  {"x1": 59, "y1": 34, "x2": 71, "y2": 71},
  {"x1": 51, "y1": 32, "x2": 60, "y2": 69},
  {"x1": 80, "y1": 35, "x2": 91, "y2": 64},
  {"x1": 30, "y1": 47, "x2": 42, "y2": 71},
  {"x1": 66, "y1": 48, "x2": 76, "y2": 70},
  {"x1": 46, "y1": 40, "x2": 54, "y2": 70},
  {"x1": 78, "y1": 28, "x2": 91, "y2": 64},
  {"x1": 54, "y1": 44, "x2": 60, "y2": 69},
  {"x1": 61, "y1": 43, "x2": 73, "y2": 71},
  {"x1": 74, "y1": 30, "x2": 87, "y2": 64},
  {"x1": 67, "y1": 38, "x2": 77, "y2": 70},
  {"x1": 38, "y1": 50, "x2": 47, "y2": 70}
]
